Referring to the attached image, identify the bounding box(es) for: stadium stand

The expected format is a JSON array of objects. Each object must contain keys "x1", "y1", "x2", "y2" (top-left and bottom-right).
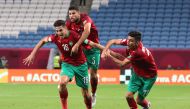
[
  {"x1": 90, "y1": 0, "x2": 190, "y2": 48},
  {"x1": 0, "y1": 0, "x2": 71, "y2": 48},
  {"x1": 0, "y1": 0, "x2": 189, "y2": 48}
]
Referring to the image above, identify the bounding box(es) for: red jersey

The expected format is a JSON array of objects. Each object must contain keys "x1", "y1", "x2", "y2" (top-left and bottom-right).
[
  {"x1": 120, "y1": 39, "x2": 157, "y2": 78},
  {"x1": 47, "y1": 30, "x2": 86, "y2": 66},
  {"x1": 66, "y1": 13, "x2": 99, "y2": 50}
]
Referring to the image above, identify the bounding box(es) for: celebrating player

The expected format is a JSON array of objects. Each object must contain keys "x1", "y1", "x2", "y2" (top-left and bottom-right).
[
  {"x1": 23, "y1": 20, "x2": 94, "y2": 109},
  {"x1": 101, "y1": 31, "x2": 157, "y2": 109},
  {"x1": 66, "y1": 6, "x2": 100, "y2": 107}
]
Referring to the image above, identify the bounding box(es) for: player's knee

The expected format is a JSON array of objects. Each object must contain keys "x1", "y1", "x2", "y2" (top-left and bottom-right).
[
  {"x1": 59, "y1": 76, "x2": 69, "y2": 86},
  {"x1": 58, "y1": 82, "x2": 67, "y2": 91},
  {"x1": 136, "y1": 96, "x2": 144, "y2": 104},
  {"x1": 84, "y1": 93, "x2": 91, "y2": 102},
  {"x1": 136, "y1": 98, "x2": 142, "y2": 105},
  {"x1": 90, "y1": 69, "x2": 98, "y2": 78},
  {"x1": 82, "y1": 88, "x2": 91, "y2": 98},
  {"x1": 84, "y1": 93, "x2": 91, "y2": 100},
  {"x1": 126, "y1": 92, "x2": 134, "y2": 100}
]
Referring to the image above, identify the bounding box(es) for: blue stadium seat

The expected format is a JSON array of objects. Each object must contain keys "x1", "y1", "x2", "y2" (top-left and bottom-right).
[
  {"x1": 110, "y1": 27, "x2": 119, "y2": 32},
  {"x1": 171, "y1": 22, "x2": 179, "y2": 28},
  {"x1": 170, "y1": 27, "x2": 178, "y2": 32},
  {"x1": 152, "y1": 36, "x2": 160, "y2": 41},
  {"x1": 177, "y1": 45, "x2": 186, "y2": 48},
  {"x1": 170, "y1": 32, "x2": 178, "y2": 37},
  {"x1": 186, "y1": 45, "x2": 190, "y2": 48},
  {"x1": 144, "y1": 32, "x2": 152, "y2": 36},
  {"x1": 169, "y1": 36, "x2": 178, "y2": 41},
  {"x1": 178, "y1": 32, "x2": 187, "y2": 36},
  {"x1": 179, "y1": 23, "x2": 188, "y2": 27},
  {"x1": 138, "y1": 13, "x2": 147, "y2": 18},
  {"x1": 179, "y1": 27, "x2": 187, "y2": 32},
  {"x1": 167, "y1": 44, "x2": 177, "y2": 48},
  {"x1": 137, "y1": 22, "x2": 146, "y2": 28},
  {"x1": 154, "y1": 22, "x2": 162, "y2": 27},
  {"x1": 0, "y1": 40, "x2": 8, "y2": 44},
  {"x1": 161, "y1": 32, "x2": 169, "y2": 37},
  {"x1": 160, "y1": 36, "x2": 169, "y2": 41},
  {"x1": 151, "y1": 40, "x2": 159, "y2": 45},
  {"x1": 142, "y1": 36, "x2": 151, "y2": 41},
  {"x1": 7, "y1": 40, "x2": 15, "y2": 44},
  {"x1": 143, "y1": 40, "x2": 151, "y2": 44},
  {"x1": 159, "y1": 44, "x2": 168, "y2": 48},
  {"x1": 144, "y1": 27, "x2": 153, "y2": 32},
  {"x1": 151, "y1": 44, "x2": 159, "y2": 48}
]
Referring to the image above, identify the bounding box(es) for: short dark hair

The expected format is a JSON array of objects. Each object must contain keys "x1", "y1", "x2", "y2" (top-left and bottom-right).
[
  {"x1": 68, "y1": 6, "x2": 79, "y2": 11},
  {"x1": 53, "y1": 20, "x2": 65, "y2": 27},
  {"x1": 128, "y1": 31, "x2": 141, "y2": 42}
]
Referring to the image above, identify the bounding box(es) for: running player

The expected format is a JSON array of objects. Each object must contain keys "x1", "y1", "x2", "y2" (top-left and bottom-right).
[
  {"x1": 66, "y1": 6, "x2": 100, "y2": 107},
  {"x1": 101, "y1": 31, "x2": 157, "y2": 109},
  {"x1": 23, "y1": 20, "x2": 92, "y2": 109}
]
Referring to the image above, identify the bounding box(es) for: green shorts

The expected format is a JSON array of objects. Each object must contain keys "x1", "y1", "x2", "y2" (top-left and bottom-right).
[
  {"x1": 60, "y1": 62, "x2": 89, "y2": 89},
  {"x1": 83, "y1": 48, "x2": 100, "y2": 70},
  {"x1": 128, "y1": 69, "x2": 157, "y2": 100}
]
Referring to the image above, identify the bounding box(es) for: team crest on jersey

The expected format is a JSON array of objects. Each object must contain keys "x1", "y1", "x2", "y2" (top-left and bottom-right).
[{"x1": 69, "y1": 41, "x2": 73, "y2": 46}]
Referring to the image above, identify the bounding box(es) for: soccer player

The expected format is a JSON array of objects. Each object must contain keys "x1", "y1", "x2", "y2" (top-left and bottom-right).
[
  {"x1": 66, "y1": 6, "x2": 100, "y2": 106},
  {"x1": 23, "y1": 20, "x2": 94, "y2": 109},
  {"x1": 101, "y1": 31, "x2": 157, "y2": 109}
]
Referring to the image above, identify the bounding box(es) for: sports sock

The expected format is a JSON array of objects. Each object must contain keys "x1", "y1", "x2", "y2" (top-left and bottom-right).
[
  {"x1": 90, "y1": 77, "x2": 98, "y2": 95},
  {"x1": 138, "y1": 99, "x2": 149, "y2": 108},
  {"x1": 126, "y1": 97, "x2": 138, "y2": 109},
  {"x1": 84, "y1": 96, "x2": 92, "y2": 109},
  {"x1": 59, "y1": 89, "x2": 68, "y2": 109}
]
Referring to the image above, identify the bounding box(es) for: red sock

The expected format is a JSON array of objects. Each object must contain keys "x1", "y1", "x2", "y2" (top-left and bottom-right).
[
  {"x1": 59, "y1": 89, "x2": 68, "y2": 109},
  {"x1": 84, "y1": 96, "x2": 92, "y2": 109},
  {"x1": 138, "y1": 99, "x2": 148, "y2": 108},
  {"x1": 90, "y1": 77, "x2": 98, "y2": 95},
  {"x1": 126, "y1": 97, "x2": 138, "y2": 109}
]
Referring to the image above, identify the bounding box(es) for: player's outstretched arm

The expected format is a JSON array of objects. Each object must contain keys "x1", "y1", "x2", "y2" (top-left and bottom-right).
[
  {"x1": 109, "y1": 50, "x2": 125, "y2": 60},
  {"x1": 87, "y1": 40, "x2": 105, "y2": 51},
  {"x1": 101, "y1": 39, "x2": 122, "y2": 59},
  {"x1": 23, "y1": 37, "x2": 48, "y2": 66},
  {"x1": 86, "y1": 39, "x2": 126, "y2": 60},
  {"x1": 108, "y1": 52, "x2": 131, "y2": 67}
]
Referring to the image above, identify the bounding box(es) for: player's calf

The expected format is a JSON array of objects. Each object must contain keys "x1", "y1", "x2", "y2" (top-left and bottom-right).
[
  {"x1": 142, "y1": 102, "x2": 151, "y2": 109},
  {"x1": 58, "y1": 85, "x2": 68, "y2": 109},
  {"x1": 82, "y1": 88, "x2": 92, "y2": 109},
  {"x1": 136, "y1": 98, "x2": 150, "y2": 109},
  {"x1": 126, "y1": 92, "x2": 138, "y2": 109}
]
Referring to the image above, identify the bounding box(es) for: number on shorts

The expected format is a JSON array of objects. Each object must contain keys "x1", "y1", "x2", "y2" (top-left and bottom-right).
[
  {"x1": 143, "y1": 90, "x2": 150, "y2": 97},
  {"x1": 91, "y1": 57, "x2": 95, "y2": 65},
  {"x1": 83, "y1": 77, "x2": 89, "y2": 84}
]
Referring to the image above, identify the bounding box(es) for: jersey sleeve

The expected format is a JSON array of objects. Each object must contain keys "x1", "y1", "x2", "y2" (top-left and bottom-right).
[
  {"x1": 83, "y1": 15, "x2": 93, "y2": 24},
  {"x1": 120, "y1": 39, "x2": 128, "y2": 46},
  {"x1": 47, "y1": 34, "x2": 56, "y2": 43}
]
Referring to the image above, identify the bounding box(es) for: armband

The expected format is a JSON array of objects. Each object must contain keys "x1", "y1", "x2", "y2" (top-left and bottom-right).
[{"x1": 84, "y1": 39, "x2": 90, "y2": 44}]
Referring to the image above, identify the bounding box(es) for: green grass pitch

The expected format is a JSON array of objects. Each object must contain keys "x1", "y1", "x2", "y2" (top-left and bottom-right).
[{"x1": 0, "y1": 84, "x2": 190, "y2": 109}]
